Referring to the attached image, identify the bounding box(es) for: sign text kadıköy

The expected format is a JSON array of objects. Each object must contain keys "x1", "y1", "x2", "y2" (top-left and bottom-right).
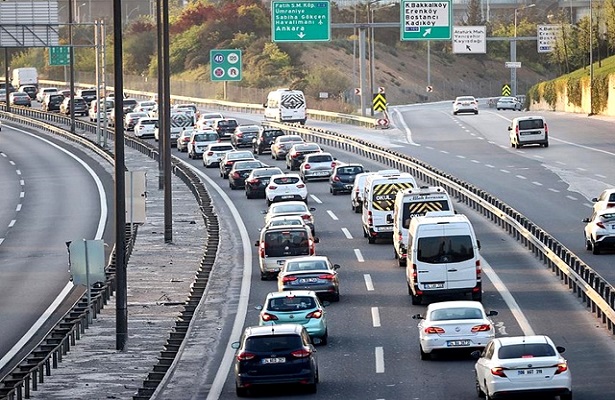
[
  {"x1": 401, "y1": 1, "x2": 452, "y2": 41},
  {"x1": 272, "y1": 1, "x2": 330, "y2": 42}
]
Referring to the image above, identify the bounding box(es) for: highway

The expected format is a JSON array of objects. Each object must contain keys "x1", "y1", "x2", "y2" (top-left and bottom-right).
[{"x1": 0, "y1": 122, "x2": 113, "y2": 376}]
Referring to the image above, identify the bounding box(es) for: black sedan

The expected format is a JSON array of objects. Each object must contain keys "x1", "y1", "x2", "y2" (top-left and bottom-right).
[
  {"x1": 329, "y1": 163, "x2": 366, "y2": 195},
  {"x1": 228, "y1": 160, "x2": 269, "y2": 190},
  {"x1": 244, "y1": 167, "x2": 284, "y2": 199}
]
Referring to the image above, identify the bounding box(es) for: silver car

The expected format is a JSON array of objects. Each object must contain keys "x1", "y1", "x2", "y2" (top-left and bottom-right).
[
  {"x1": 300, "y1": 152, "x2": 336, "y2": 182},
  {"x1": 496, "y1": 96, "x2": 522, "y2": 111}
]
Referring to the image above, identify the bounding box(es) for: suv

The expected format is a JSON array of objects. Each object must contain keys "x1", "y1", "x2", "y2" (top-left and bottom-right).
[
  {"x1": 42, "y1": 93, "x2": 65, "y2": 112},
  {"x1": 212, "y1": 118, "x2": 238, "y2": 140},
  {"x1": 36, "y1": 87, "x2": 58, "y2": 102},
  {"x1": 187, "y1": 130, "x2": 219, "y2": 159},
  {"x1": 299, "y1": 152, "x2": 336, "y2": 182},
  {"x1": 230, "y1": 124, "x2": 260, "y2": 148},
  {"x1": 60, "y1": 96, "x2": 88, "y2": 116},
  {"x1": 77, "y1": 88, "x2": 97, "y2": 104},
  {"x1": 232, "y1": 324, "x2": 319, "y2": 396},
  {"x1": 286, "y1": 142, "x2": 322, "y2": 171},
  {"x1": 252, "y1": 126, "x2": 285, "y2": 155},
  {"x1": 508, "y1": 115, "x2": 548, "y2": 148}
]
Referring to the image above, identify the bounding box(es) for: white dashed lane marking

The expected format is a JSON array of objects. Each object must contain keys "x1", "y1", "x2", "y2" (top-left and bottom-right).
[
  {"x1": 566, "y1": 195, "x2": 578, "y2": 201},
  {"x1": 354, "y1": 249, "x2": 364, "y2": 262},
  {"x1": 9, "y1": 161, "x2": 15, "y2": 166},
  {"x1": 326, "y1": 210, "x2": 338, "y2": 221},
  {"x1": 375, "y1": 347, "x2": 385, "y2": 373},
  {"x1": 532, "y1": 181, "x2": 543, "y2": 186},
  {"x1": 548, "y1": 188, "x2": 560, "y2": 193},
  {"x1": 15, "y1": 204, "x2": 21, "y2": 212},
  {"x1": 20, "y1": 192, "x2": 25, "y2": 198},
  {"x1": 364, "y1": 274, "x2": 374, "y2": 291},
  {"x1": 500, "y1": 169, "x2": 510, "y2": 174},
  {"x1": 310, "y1": 194, "x2": 322, "y2": 204},
  {"x1": 8, "y1": 220, "x2": 16, "y2": 228},
  {"x1": 16, "y1": 170, "x2": 21, "y2": 175},
  {"x1": 341, "y1": 228, "x2": 353, "y2": 239},
  {"x1": 516, "y1": 175, "x2": 527, "y2": 180},
  {"x1": 371, "y1": 307, "x2": 381, "y2": 327}
]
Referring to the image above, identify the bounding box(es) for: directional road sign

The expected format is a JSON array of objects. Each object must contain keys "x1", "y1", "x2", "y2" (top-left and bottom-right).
[
  {"x1": 49, "y1": 46, "x2": 70, "y2": 66},
  {"x1": 401, "y1": 0, "x2": 451, "y2": 41},
  {"x1": 271, "y1": 1, "x2": 330, "y2": 42},
  {"x1": 452, "y1": 26, "x2": 486, "y2": 54},
  {"x1": 505, "y1": 62, "x2": 521, "y2": 68},
  {"x1": 372, "y1": 93, "x2": 387, "y2": 112},
  {"x1": 502, "y1": 84, "x2": 511, "y2": 96},
  {"x1": 210, "y1": 49, "x2": 242, "y2": 82},
  {"x1": 537, "y1": 24, "x2": 559, "y2": 53}
]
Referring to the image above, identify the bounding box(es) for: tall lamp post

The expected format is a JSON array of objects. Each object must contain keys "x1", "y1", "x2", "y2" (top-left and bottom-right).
[
  {"x1": 512, "y1": 3, "x2": 535, "y2": 97},
  {"x1": 367, "y1": 0, "x2": 381, "y2": 117},
  {"x1": 589, "y1": 0, "x2": 594, "y2": 115}
]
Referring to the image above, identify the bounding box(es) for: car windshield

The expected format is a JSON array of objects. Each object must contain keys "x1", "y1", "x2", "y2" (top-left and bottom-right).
[
  {"x1": 417, "y1": 235, "x2": 474, "y2": 263},
  {"x1": 518, "y1": 119, "x2": 544, "y2": 130},
  {"x1": 498, "y1": 343, "x2": 556, "y2": 359},
  {"x1": 245, "y1": 335, "x2": 302, "y2": 352},
  {"x1": 273, "y1": 176, "x2": 300, "y2": 185},
  {"x1": 430, "y1": 307, "x2": 483, "y2": 321},
  {"x1": 264, "y1": 230, "x2": 310, "y2": 257},
  {"x1": 285, "y1": 260, "x2": 328, "y2": 272},
  {"x1": 267, "y1": 296, "x2": 316, "y2": 312}
]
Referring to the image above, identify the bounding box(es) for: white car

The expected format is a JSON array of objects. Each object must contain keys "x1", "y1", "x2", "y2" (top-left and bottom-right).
[
  {"x1": 187, "y1": 130, "x2": 219, "y2": 159},
  {"x1": 453, "y1": 95, "x2": 478, "y2": 115},
  {"x1": 134, "y1": 100, "x2": 157, "y2": 113},
  {"x1": 36, "y1": 87, "x2": 58, "y2": 103},
  {"x1": 583, "y1": 207, "x2": 615, "y2": 254},
  {"x1": 412, "y1": 301, "x2": 497, "y2": 360},
  {"x1": 591, "y1": 188, "x2": 615, "y2": 213},
  {"x1": 299, "y1": 152, "x2": 336, "y2": 182},
  {"x1": 265, "y1": 173, "x2": 308, "y2": 206},
  {"x1": 202, "y1": 143, "x2": 235, "y2": 168},
  {"x1": 496, "y1": 96, "x2": 522, "y2": 111},
  {"x1": 195, "y1": 112, "x2": 224, "y2": 130},
  {"x1": 473, "y1": 335, "x2": 572, "y2": 400},
  {"x1": 133, "y1": 117, "x2": 158, "y2": 138},
  {"x1": 263, "y1": 201, "x2": 315, "y2": 234}
]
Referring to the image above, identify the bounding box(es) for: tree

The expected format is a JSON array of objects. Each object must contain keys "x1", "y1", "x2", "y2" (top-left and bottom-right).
[{"x1": 464, "y1": 0, "x2": 483, "y2": 26}]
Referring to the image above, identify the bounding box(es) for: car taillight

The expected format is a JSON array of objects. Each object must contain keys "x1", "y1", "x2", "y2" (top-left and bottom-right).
[
  {"x1": 412, "y1": 263, "x2": 417, "y2": 280},
  {"x1": 304, "y1": 164, "x2": 311, "y2": 170},
  {"x1": 190, "y1": 139, "x2": 195, "y2": 144},
  {"x1": 471, "y1": 324, "x2": 492, "y2": 332},
  {"x1": 490, "y1": 367, "x2": 507, "y2": 377},
  {"x1": 236, "y1": 133, "x2": 243, "y2": 138},
  {"x1": 207, "y1": 151, "x2": 214, "y2": 156},
  {"x1": 318, "y1": 273, "x2": 335, "y2": 280},
  {"x1": 237, "y1": 351, "x2": 256, "y2": 361},
  {"x1": 331, "y1": 162, "x2": 336, "y2": 168},
  {"x1": 515, "y1": 125, "x2": 519, "y2": 135},
  {"x1": 292, "y1": 153, "x2": 299, "y2": 158},
  {"x1": 424, "y1": 326, "x2": 445, "y2": 334},
  {"x1": 296, "y1": 184, "x2": 305, "y2": 189},
  {"x1": 247, "y1": 178, "x2": 259, "y2": 185},
  {"x1": 291, "y1": 348, "x2": 312, "y2": 358},
  {"x1": 301, "y1": 214, "x2": 311, "y2": 221},
  {"x1": 608, "y1": 203, "x2": 615, "y2": 208},
  {"x1": 259, "y1": 242, "x2": 265, "y2": 258},
  {"x1": 282, "y1": 276, "x2": 297, "y2": 283},
  {"x1": 226, "y1": 161, "x2": 233, "y2": 165},
  {"x1": 306, "y1": 310, "x2": 323, "y2": 319},
  {"x1": 333, "y1": 176, "x2": 340, "y2": 182},
  {"x1": 597, "y1": 221, "x2": 606, "y2": 229},
  {"x1": 554, "y1": 362, "x2": 568, "y2": 374},
  {"x1": 367, "y1": 210, "x2": 373, "y2": 225},
  {"x1": 260, "y1": 312, "x2": 278, "y2": 322},
  {"x1": 544, "y1": 122, "x2": 548, "y2": 134},
  {"x1": 232, "y1": 172, "x2": 240, "y2": 179},
  {"x1": 398, "y1": 233, "x2": 403, "y2": 242},
  {"x1": 268, "y1": 185, "x2": 277, "y2": 190}
]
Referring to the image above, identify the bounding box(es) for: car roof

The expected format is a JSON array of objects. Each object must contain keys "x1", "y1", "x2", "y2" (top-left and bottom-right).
[
  {"x1": 265, "y1": 290, "x2": 318, "y2": 299},
  {"x1": 427, "y1": 300, "x2": 484, "y2": 311},
  {"x1": 305, "y1": 152, "x2": 332, "y2": 158},
  {"x1": 494, "y1": 335, "x2": 551, "y2": 346},
  {"x1": 269, "y1": 200, "x2": 308, "y2": 209},
  {"x1": 513, "y1": 115, "x2": 545, "y2": 122},
  {"x1": 244, "y1": 324, "x2": 305, "y2": 337},
  {"x1": 270, "y1": 173, "x2": 301, "y2": 179},
  {"x1": 285, "y1": 255, "x2": 328, "y2": 263}
]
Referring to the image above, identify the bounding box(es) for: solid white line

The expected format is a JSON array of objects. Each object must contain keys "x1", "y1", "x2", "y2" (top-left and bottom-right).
[
  {"x1": 371, "y1": 307, "x2": 381, "y2": 327},
  {"x1": 341, "y1": 227, "x2": 353, "y2": 239},
  {"x1": 364, "y1": 274, "x2": 374, "y2": 291},
  {"x1": 375, "y1": 347, "x2": 385, "y2": 373},
  {"x1": 482, "y1": 259, "x2": 535, "y2": 335},
  {"x1": 354, "y1": 248, "x2": 364, "y2": 262},
  {"x1": 392, "y1": 108, "x2": 417, "y2": 146},
  {"x1": 8, "y1": 220, "x2": 16, "y2": 228},
  {"x1": 15, "y1": 204, "x2": 22, "y2": 212},
  {"x1": 310, "y1": 194, "x2": 322, "y2": 204},
  {"x1": 327, "y1": 210, "x2": 338, "y2": 221}
]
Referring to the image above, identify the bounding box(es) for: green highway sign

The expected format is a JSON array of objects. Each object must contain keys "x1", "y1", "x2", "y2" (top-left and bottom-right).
[
  {"x1": 49, "y1": 46, "x2": 70, "y2": 66},
  {"x1": 210, "y1": 49, "x2": 242, "y2": 82},
  {"x1": 401, "y1": 0, "x2": 451, "y2": 41},
  {"x1": 271, "y1": 1, "x2": 330, "y2": 42}
]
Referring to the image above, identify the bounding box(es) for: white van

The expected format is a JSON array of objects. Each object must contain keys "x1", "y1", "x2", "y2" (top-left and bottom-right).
[
  {"x1": 361, "y1": 171, "x2": 417, "y2": 243},
  {"x1": 405, "y1": 213, "x2": 482, "y2": 305},
  {"x1": 263, "y1": 89, "x2": 307, "y2": 125},
  {"x1": 392, "y1": 186, "x2": 454, "y2": 267},
  {"x1": 508, "y1": 115, "x2": 548, "y2": 148}
]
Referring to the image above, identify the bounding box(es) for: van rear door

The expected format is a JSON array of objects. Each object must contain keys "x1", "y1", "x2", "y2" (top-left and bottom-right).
[
  {"x1": 442, "y1": 223, "x2": 476, "y2": 289},
  {"x1": 415, "y1": 225, "x2": 448, "y2": 288}
]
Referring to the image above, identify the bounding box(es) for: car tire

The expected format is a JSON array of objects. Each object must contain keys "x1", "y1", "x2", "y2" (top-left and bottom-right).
[
  {"x1": 475, "y1": 111, "x2": 479, "y2": 115},
  {"x1": 246, "y1": 191, "x2": 253, "y2": 199},
  {"x1": 271, "y1": 153, "x2": 276, "y2": 159},
  {"x1": 543, "y1": 141, "x2": 549, "y2": 148},
  {"x1": 560, "y1": 392, "x2": 572, "y2": 400},
  {"x1": 411, "y1": 292, "x2": 422, "y2": 305},
  {"x1": 593, "y1": 242, "x2": 601, "y2": 255},
  {"x1": 229, "y1": 182, "x2": 235, "y2": 190},
  {"x1": 586, "y1": 237, "x2": 593, "y2": 251},
  {"x1": 472, "y1": 290, "x2": 482, "y2": 302},
  {"x1": 398, "y1": 257, "x2": 406, "y2": 268},
  {"x1": 453, "y1": 111, "x2": 457, "y2": 115},
  {"x1": 354, "y1": 205, "x2": 361, "y2": 214},
  {"x1": 420, "y1": 346, "x2": 430, "y2": 361},
  {"x1": 320, "y1": 330, "x2": 328, "y2": 345},
  {"x1": 367, "y1": 235, "x2": 375, "y2": 244},
  {"x1": 235, "y1": 384, "x2": 248, "y2": 398},
  {"x1": 331, "y1": 188, "x2": 337, "y2": 195},
  {"x1": 475, "y1": 378, "x2": 486, "y2": 398},
  {"x1": 305, "y1": 383, "x2": 317, "y2": 394},
  {"x1": 266, "y1": 199, "x2": 272, "y2": 207}
]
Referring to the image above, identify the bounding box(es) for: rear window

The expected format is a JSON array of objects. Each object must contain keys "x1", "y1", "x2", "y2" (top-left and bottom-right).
[
  {"x1": 267, "y1": 296, "x2": 316, "y2": 311},
  {"x1": 235, "y1": 161, "x2": 262, "y2": 169},
  {"x1": 308, "y1": 155, "x2": 333, "y2": 163},
  {"x1": 417, "y1": 235, "x2": 474, "y2": 263},
  {"x1": 402, "y1": 200, "x2": 451, "y2": 229},
  {"x1": 518, "y1": 119, "x2": 544, "y2": 130},
  {"x1": 338, "y1": 166, "x2": 363, "y2": 175},
  {"x1": 271, "y1": 204, "x2": 306, "y2": 213},
  {"x1": 218, "y1": 120, "x2": 238, "y2": 128},
  {"x1": 263, "y1": 130, "x2": 284, "y2": 139},
  {"x1": 498, "y1": 344, "x2": 556, "y2": 359},
  {"x1": 273, "y1": 176, "x2": 300, "y2": 185},
  {"x1": 245, "y1": 335, "x2": 302, "y2": 352},
  {"x1": 285, "y1": 260, "x2": 327, "y2": 272},
  {"x1": 255, "y1": 169, "x2": 282, "y2": 178},
  {"x1": 280, "y1": 136, "x2": 303, "y2": 143},
  {"x1": 430, "y1": 307, "x2": 483, "y2": 321},
  {"x1": 211, "y1": 145, "x2": 234, "y2": 151},
  {"x1": 264, "y1": 230, "x2": 310, "y2": 257}
]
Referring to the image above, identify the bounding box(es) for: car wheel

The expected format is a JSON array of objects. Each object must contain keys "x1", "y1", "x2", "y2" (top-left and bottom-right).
[
  {"x1": 246, "y1": 191, "x2": 253, "y2": 199},
  {"x1": 593, "y1": 242, "x2": 601, "y2": 255},
  {"x1": 453, "y1": 111, "x2": 457, "y2": 115},
  {"x1": 472, "y1": 290, "x2": 482, "y2": 302},
  {"x1": 305, "y1": 383, "x2": 317, "y2": 394},
  {"x1": 420, "y1": 345, "x2": 430, "y2": 361},
  {"x1": 331, "y1": 291, "x2": 340, "y2": 302},
  {"x1": 398, "y1": 257, "x2": 406, "y2": 268},
  {"x1": 320, "y1": 330, "x2": 328, "y2": 346},
  {"x1": 560, "y1": 392, "x2": 572, "y2": 400},
  {"x1": 354, "y1": 205, "x2": 361, "y2": 214},
  {"x1": 266, "y1": 199, "x2": 272, "y2": 207},
  {"x1": 475, "y1": 378, "x2": 486, "y2": 398},
  {"x1": 229, "y1": 182, "x2": 235, "y2": 190},
  {"x1": 303, "y1": 176, "x2": 309, "y2": 182},
  {"x1": 271, "y1": 153, "x2": 276, "y2": 159},
  {"x1": 543, "y1": 141, "x2": 549, "y2": 148},
  {"x1": 586, "y1": 237, "x2": 593, "y2": 250},
  {"x1": 235, "y1": 384, "x2": 248, "y2": 398},
  {"x1": 411, "y1": 292, "x2": 422, "y2": 305},
  {"x1": 286, "y1": 163, "x2": 290, "y2": 170},
  {"x1": 367, "y1": 235, "x2": 376, "y2": 244}
]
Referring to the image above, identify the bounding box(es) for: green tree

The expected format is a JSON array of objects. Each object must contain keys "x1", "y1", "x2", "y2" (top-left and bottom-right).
[{"x1": 464, "y1": 0, "x2": 483, "y2": 25}]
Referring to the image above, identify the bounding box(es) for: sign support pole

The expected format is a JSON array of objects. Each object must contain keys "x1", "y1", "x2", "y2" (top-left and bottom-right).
[{"x1": 359, "y1": 27, "x2": 368, "y2": 117}]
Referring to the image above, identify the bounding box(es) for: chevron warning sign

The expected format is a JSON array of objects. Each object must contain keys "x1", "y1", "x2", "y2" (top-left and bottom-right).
[
  {"x1": 501, "y1": 83, "x2": 511, "y2": 96},
  {"x1": 372, "y1": 93, "x2": 387, "y2": 112}
]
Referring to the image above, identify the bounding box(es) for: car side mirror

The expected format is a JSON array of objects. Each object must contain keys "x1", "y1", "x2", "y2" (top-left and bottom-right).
[
  {"x1": 333, "y1": 264, "x2": 341, "y2": 270},
  {"x1": 486, "y1": 310, "x2": 498, "y2": 317},
  {"x1": 591, "y1": 197, "x2": 598, "y2": 202},
  {"x1": 412, "y1": 314, "x2": 424, "y2": 320},
  {"x1": 262, "y1": 103, "x2": 267, "y2": 108},
  {"x1": 365, "y1": 170, "x2": 370, "y2": 173},
  {"x1": 231, "y1": 341, "x2": 240, "y2": 349},
  {"x1": 255, "y1": 305, "x2": 263, "y2": 311},
  {"x1": 313, "y1": 237, "x2": 320, "y2": 243},
  {"x1": 507, "y1": 126, "x2": 512, "y2": 131},
  {"x1": 254, "y1": 240, "x2": 260, "y2": 247},
  {"x1": 556, "y1": 346, "x2": 566, "y2": 354},
  {"x1": 309, "y1": 207, "x2": 316, "y2": 211},
  {"x1": 470, "y1": 350, "x2": 482, "y2": 359},
  {"x1": 582, "y1": 218, "x2": 590, "y2": 223},
  {"x1": 476, "y1": 240, "x2": 481, "y2": 250},
  {"x1": 261, "y1": 210, "x2": 267, "y2": 214}
]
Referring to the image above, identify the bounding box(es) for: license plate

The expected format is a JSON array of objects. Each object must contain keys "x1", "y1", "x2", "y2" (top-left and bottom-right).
[
  {"x1": 447, "y1": 340, "x2": 471, "y2": 347},
  {"x1": 281, "y1": 195, "x2": 294, "y2": 199},
  {"x1": 345, "y1": 185, "x2": 353, "y2": 189},
  {"x1": 377, "y1": 226, "x2": 393, "y2": 232},
  {"x1": 517, "y1": 369, "x2": 543, "y2": 375},
  {"x1": 216, "y1": 152, "x2": 226, "y2": 156},
  {"x1": 277, "y1": 260, "x2": 286, "y2": 265},
  {"x1": 424, "y1": 283, "x2": 444, "y2": 289},
  {"x1": 298, "y1": 278, "x2": 318, "y2": 284},
  {"x1": 263, "y1": 357, "x2": 286, "y2": 364},
  {"x1": 313, "y1": 171, "x2": 328, "y2": 176}
]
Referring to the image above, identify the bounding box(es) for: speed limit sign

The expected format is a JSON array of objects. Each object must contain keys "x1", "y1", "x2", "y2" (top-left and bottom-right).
[{"x1": 210, "y1": 49, "x2": 242, "y2": 82}]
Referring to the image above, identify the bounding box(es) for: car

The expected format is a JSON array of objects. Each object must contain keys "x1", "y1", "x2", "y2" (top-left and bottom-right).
[
  {"x1": 202, "y1": 143, "x2": 235, "y2": 168},
  {"x1": 36, "y1": 87, "x2": 58, "y2": 102},
  {"x1": 473, "y1": 335, "x2": 572, "y2": 400},
  {"x1": 263, "y1": 215, "x2": 308, "y2": 229},
  {"x1": 329, "y1": 163, "x2": 366, "y2": 195},
  {"x1": 231, "y1": 324, "x2": 319, "y2": 397},
  {"x1": 257, "y1": 291, "x2": 329, "y2": 345},
  {"x1": 187, "y1": 130, "x2": 219, "y2": 159},
  {"x1": 496, "y1": 96, "x2": 523, "y2": 111},
  {"x1": 265, "y1": 173, "x2": 308, "y2": 206},
  {"x1": 124, "y1": 111, "x2": 149, "y2": 131},
  {"x1": 41, "y1": 93, "x2": 65, "y2": 112},
  {"x1": 230, "y1": 124, "x2": 260, "y2": 148},
  {"x1": 264, "y1": 201, "x2": 316, "y2": 234},
  {"x1": 244, "y1": 167, "x2": 284, "y2": 199},
  {"x1": 453, "y1": 95, "x2": 478, "y2": 115},
  {"x1": 583, "y1": 207, "x2": 615, "y2": 254},
  {"x1": 59, "y1": 89, "x2": 73, "y2": 98},
  {"x1": 89, "y1": 98, "x2": 114, "y2": 122},
  {"x1": 121, "y1": 98, "x2": 139, "y2": 115},
  {"x1": 271, "y1": 134, "x2": 304, "y2": 160},
  {"x1": 508, "y1": 115, "x2": 548, "y2": 148},
  {"x1": 0, "y1": 119, "x2": 2, "y2": 131},
  {"x1": 285, "y1": 142, "x2": 322, "y2": 171},
  {"x1": 17, "y1": 85, "x2": 37, "y2": 100},
  {"x1": 212, "y1": 118, "x2": 238, "y2": 140},
  {"x1": 591, "y1": 188, "x2": 615, "y2": 212},
  {"x1": 228, "y1": 160, "x2": 268, "y2": 190},
  {"x1": 60, "y1": 96, "x2": 88, "y2": 116},
  {"x1": 9, "y1": 91, "x2": 32, "y2": 107},
  {"x1": 134, "y1": 100, "x2": 157, "y2": 113},
  {"x1": 133, "y1": 117, "x2": 158, "y2": 138},
  {"x1": 252, "y1": 126, "x2": 285, "y2": 155},
  {"x1": 277, "y1": 256, "x2": 340, "y2": 302},
  {"x1": 176, "y1": 129, "x2": 193, "y2": 152},
  {"x1": 0, "y1": 88, "x2": 6, "y2": 103},
  {"x1": 412, "y1": 301, "x2": 497, "y2": 360},
  {"x1": 195, "y1": 112, "x2": 224, "y2": 130},
  {"x1": 218, "y1": 150, "x2": 255, "y2": 179},
  {"x1": 77, "y1": 88, "x2": 98, "y2": 104},
  {"x1": 299, "y1": 152, "x2": 336, "y2": 182}
]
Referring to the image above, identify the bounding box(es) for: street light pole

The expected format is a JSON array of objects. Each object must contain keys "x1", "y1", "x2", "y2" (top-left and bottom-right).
[
  {"x1": 512, "y1": 3, "x2": 535, "y2": 97},
  {"x1": 589, "y1": 0, "x2": 594, "y2": 115}
]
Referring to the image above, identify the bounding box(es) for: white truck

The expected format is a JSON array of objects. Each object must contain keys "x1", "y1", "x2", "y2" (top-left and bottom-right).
[{"x1": 11, "y1": 67, "x2": 38, "y2": 89}]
